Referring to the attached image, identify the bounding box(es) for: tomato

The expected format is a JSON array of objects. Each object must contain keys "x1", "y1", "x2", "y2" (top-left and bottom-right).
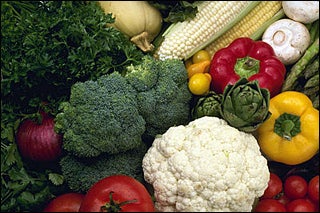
[
  {"x1": 43, "y1": 193, "x2": 85, "y2": 212},
  {"x1": 254, "y1": 199, "x2": 286, "y2": 212},
  {"x1": 192, "y1": 50, "x2": 211, "y2": 64},
  {"x1": 184, "y1": 58, "x2": 193, "y2": 69},
  {"x1": 262, "y1": 173, "x2": 283, "y2": 199},
  {"x1": 284, "y1": 175, "x2": 308, "y2": 199},
  {"x1": 286, "y1": 198, "x2": 315, "y2": 212},
  {"x1": 188, "y1": 73, "x2": 212, "y2": 95},
  {"x1": 187, "y1": 60, "x2": 211, "y2": 78},
  {"x1": 277, "y1": 193, "x2": 291, "y2": 206},
  {"x1": 305, "y1": 197, "x2": 319, "y2": 212},
  {"x1": 79, "y1": 175, "x2": 155, "y2": 212},
  {"x1": 308, "y1": 175, "x2": 319, "y2": 203}
]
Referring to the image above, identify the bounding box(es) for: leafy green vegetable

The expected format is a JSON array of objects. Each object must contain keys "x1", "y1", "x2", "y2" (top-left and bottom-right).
[
  {"x1": 1, "y1": 1, "x2": 144, "y2": 211},
  {"x1": 148, "y1": 1, "x2": 197, "y2": 23},
  {"x1": 1, "y1": 1, "x2": 144, "y2": 115}
]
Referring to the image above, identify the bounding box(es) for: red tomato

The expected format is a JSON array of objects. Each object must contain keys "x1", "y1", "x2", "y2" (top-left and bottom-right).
[
  {"x1": 254, "y1": 199, "x2": 286, "y2": 212},
  {"x1": 286, "y1": 198, "x2": 315, "y2": 212},
  {"x1": 79, "y1": 175, "x2": 155, "y2": 212},
  {"x1": 305, "y1": 197, "x2": 319, "y2": 212},
  {"x1": 277, "y1": 193, "x2": 291, "y2": 206},
  {"x1": 284, "y1": 175, "x2": 308, "y2": 199},
  {"x1": 262, "y1": 173, "x2": 283, "y2": 199},
  {"x1": 308, "y1": 175, "x2": 319, "y2": 203},
  {"x1": 43, "y1": 193, "x2": 85, "y2": 212}
]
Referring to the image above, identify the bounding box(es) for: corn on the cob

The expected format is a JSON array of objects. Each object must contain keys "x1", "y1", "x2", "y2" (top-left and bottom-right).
[
  {"x1": 154, "y1": 1, "x2": 260, "y2": 61},
  {"x1": 205, "y1": 1, "x2": 283, "y2": 57}
]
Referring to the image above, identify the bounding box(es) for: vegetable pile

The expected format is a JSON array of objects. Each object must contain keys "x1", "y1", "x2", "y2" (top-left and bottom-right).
[{"x1": 1, "y1": 1, "x2": 319, "y2": 212}]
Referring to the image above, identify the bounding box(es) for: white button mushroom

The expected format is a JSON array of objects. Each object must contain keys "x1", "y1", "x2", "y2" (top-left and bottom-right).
[
  {"x1": 262, "y1": 19, "x2": 310, "y2": 65},
  {"x1": 282, "y1": 1, "x2": 319, "y2": 24}
]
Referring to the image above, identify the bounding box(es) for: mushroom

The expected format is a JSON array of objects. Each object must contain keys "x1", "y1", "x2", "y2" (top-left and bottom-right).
[
  {"x1": 262, "y1": 19, "x2": 310, "y2": 65},
  {"x1": 282, "y1": 1, "x2": 319, "y2": 24}
]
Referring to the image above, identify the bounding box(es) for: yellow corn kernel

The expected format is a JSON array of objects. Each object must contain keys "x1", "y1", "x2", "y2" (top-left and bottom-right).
[{"x1": 205, "y1": 1, "x2": 282, "y2": 57}]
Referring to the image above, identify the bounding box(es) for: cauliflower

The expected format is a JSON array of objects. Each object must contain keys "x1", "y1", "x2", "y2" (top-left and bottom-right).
[{"x1": 142, "y1": 116, "x2": 270, "y2": 212}]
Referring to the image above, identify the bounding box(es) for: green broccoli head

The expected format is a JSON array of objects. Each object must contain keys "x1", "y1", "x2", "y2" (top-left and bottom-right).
[
  {"x1": 125, "y1": 57, "x2": 192, "y2": 140},
  {"x1": 125, "y1": 55, "x2": 159, "y2": 92},
  {"x1": 60, "y1": 141, "x2": 148, "y2": 193},
  {"x1": 55, "y1": 72, "x2": 146, "y2": 158}
]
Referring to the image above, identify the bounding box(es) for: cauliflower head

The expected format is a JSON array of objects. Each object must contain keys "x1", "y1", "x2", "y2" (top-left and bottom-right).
[{"x1": 142, "y1": 116, "x2": 270, "y2": 212}]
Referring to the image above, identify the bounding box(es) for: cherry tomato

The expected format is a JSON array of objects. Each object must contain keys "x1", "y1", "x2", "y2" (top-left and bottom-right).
[
  {"x1": 254, "y1": 199, "x2": 286, "y2": 212},
  {"x1": 277, "y1": 193, "x2": 291, "y2": 206},
  {"x1": 188, "y1": 73, "x2": 212, "y2": 95},
  {"x1": 262, "y1": 173, "x2": 283, "y2": 199},
  {"x1": 184, "y1": 58, "x2": 193, "y2": 69},
  {"x1": 192, "y1": 50, "x2": 211, "y2": 64},
  {"x1": 308, "y1": 175, "x2": 319, "y2": 203},
  {"x1": 43, "y1": 193, "x2": 85, "y2": 212},
  {"x1": 79, "y1": 175, "x2": 155, "y2": 212},
  {"x1": 187, "y1": 60, "x2": 211, "y2": 78},
  {"x1": 305, "y1": 197, "x2": 319, "y2": 212},
  {"x1": 286, "y1": 198, "x2": 315, "y2": 212},
  {"x1": 284, "y1": 175, "x2": 308, "y2": 199}
]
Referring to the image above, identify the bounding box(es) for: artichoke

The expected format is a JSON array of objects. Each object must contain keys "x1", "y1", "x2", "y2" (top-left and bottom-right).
[
  {"x1": 191, "y1": 91, "x2": 222, "y2": 120},
  {"x1": 220, "y1": 78, "x2": 271, "y2": 132}
]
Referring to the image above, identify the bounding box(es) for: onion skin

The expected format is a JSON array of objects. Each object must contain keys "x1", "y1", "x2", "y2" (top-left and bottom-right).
[{"x1": 16, "y1": 111, "x2": 63, "y2": 162}]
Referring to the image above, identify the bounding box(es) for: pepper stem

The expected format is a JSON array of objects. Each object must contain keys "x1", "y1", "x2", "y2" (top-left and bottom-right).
[
  {"x1": 100, "y1": 191, "x2": 137, "y2": 212},
  {"x1": 274, "y1": 113, "x2": 301, "y2": 141},
  {"x1": 234, "y1": 56, "x2": 260, "y2": 79}
]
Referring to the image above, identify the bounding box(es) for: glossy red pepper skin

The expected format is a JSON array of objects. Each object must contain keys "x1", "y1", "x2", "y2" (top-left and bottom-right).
[{"x1": 209, "y1": 37, "x2": 286, "y2": 97}]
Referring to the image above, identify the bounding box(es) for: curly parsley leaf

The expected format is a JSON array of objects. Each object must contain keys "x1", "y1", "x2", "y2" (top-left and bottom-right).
[{"x1": 1, "y1": 1, "x2": 144, "y2": 211}]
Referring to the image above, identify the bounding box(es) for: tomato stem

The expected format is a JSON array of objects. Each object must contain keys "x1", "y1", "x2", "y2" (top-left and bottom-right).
[{"x1": 100, "y1": 191, "x2": 137, "y2": 212}]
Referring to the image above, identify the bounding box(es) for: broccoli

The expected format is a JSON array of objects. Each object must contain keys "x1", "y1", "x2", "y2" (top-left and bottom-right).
[
  {"x1": 55, "y1": 72, "x2": 146, "y2": 158},
  {"x1": 125, "y1": 55, "x2": 159, "y2": 92},
  {"x1": 125, "y1": 56, "x2": 192, "y2": 141},
  {"x1": 60, "y1": 141, "x2": 148, "y2": 193}
]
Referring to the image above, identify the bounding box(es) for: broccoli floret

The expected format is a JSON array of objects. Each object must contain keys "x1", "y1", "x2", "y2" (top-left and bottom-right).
[
  {"x1": 125, "y1": 56, "x2": 192, "y2": 140},
  {"x1": 55, "y1": 72, "x2": 146, "y2": 158},
  {"x1": 125, "y1": 55, "x2": 159, "y2": 92},
  {"x1": 60, "y1": 141, "x2": 148, "y2": 193}
]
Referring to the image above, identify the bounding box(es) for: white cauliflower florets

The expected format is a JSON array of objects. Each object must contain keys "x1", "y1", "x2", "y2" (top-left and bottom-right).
[{"x1": 142, "y1": 116, "x2": 270, "y2": 212}]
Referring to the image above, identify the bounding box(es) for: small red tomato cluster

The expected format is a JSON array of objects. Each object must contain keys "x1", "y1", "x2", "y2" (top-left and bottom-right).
[{"x1": 254, "y1": 173, "x2": 319, "y2": 212}]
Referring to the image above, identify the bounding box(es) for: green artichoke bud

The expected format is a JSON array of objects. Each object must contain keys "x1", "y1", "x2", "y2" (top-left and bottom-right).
[
  {"x1": 192, "y1": 91, "x2": 222, "y2": 120},
  {"x1": 220, "y1": 78, "x2": 271, "y2": 132}
]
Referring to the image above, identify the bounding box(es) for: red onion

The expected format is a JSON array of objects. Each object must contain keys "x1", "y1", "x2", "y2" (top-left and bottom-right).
[{"x1": 16, "y1": 111, "x2": 63, "y2": 162}]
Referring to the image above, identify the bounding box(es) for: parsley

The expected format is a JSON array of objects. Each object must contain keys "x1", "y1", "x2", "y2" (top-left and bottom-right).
[
  {"x1": 1, "y1": 1, "x2": 144, "y2": 115},
  {"x1": 1, "y1": 1, "x2": 144, "y2": 211}
]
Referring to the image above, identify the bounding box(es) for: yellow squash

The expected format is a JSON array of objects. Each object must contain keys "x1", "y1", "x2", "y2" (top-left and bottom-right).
[{"x1": 257, "y1": 91, "x2": 319, "y2": 165}]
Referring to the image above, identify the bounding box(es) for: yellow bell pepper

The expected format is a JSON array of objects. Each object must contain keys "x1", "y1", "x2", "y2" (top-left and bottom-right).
[{"x1": 257, "y1": 91, "x2": 319, "y2": 165}]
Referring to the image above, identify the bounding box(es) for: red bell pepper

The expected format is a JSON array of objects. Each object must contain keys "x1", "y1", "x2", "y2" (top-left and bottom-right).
[{"x1": 209, "y1": 37, "x2": 286, "y2": 97}]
